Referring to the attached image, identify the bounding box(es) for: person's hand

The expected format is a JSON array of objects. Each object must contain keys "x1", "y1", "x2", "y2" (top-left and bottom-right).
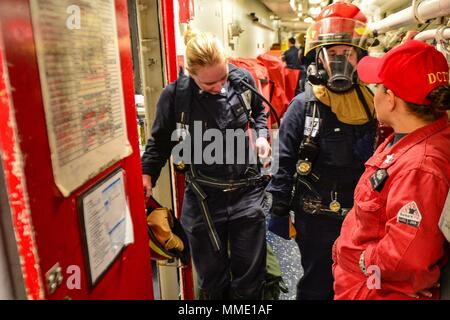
[
  {"x1": 142, "y1": 175, "x2": 153, "y2": 202},
  {"x1": 255, "y1": 137, "x2": 271, "y2": 168},
  {"x1": 404, "y1": 283, "x2": 440, "y2": 299},
  {"x1": 268, "y1": 196, "x2": 295, "y2": 239}
]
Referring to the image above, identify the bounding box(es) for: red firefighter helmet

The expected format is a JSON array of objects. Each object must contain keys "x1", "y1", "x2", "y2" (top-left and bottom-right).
[{"x1": 305, "y1": 2, "x2": 373, "y2": 54}]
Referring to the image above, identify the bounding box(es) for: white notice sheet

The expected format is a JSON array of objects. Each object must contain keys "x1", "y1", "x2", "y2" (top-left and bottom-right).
[
  {"x1": 80, "y1": 170, "x2": 134, "y2": 286},
  {"x1": 30, "y1": 0, "x2": 132, "y2": 196}
]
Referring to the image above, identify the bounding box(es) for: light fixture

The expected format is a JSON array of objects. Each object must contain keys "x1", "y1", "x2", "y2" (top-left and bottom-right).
[{"x1": 304, "y1": 16, "x2": 314, "y2": 24}]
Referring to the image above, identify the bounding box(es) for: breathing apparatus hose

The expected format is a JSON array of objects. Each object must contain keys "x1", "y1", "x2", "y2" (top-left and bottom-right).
[{"x1": 238, "y1": 79, "x2": 281, "y2": 128}]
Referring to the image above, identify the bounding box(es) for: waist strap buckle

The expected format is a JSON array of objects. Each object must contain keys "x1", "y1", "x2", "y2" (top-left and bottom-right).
[
  {"x1": 302, "y1": 198, "x2": 350, "y2": 217},
  {"x1": 223, "y1": 186, "x2": 239, "y2": 192}
]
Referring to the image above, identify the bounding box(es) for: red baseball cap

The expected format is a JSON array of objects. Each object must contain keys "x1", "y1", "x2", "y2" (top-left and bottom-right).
[{"x1": 357, "y1": 40, "x2": 449, "y2": 105}]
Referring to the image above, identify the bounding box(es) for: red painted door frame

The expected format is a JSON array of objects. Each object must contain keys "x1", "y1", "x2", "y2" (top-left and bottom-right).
[
  {"x1": 160, "y1": 0, "x2": 195, "y2": 300},
  {"x1": 0, "y1": 26, "x2": 44, "y2": 301},
  {"x1": 0, "y1": 0, "x2": 153, "y2": 299}
]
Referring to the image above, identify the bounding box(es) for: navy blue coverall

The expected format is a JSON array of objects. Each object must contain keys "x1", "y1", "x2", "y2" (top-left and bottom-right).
[
  {"x1": 282, "y1": 46, "x2": 301, "y2": 69},
  {"x1": 141, "y1": 65, "x2": 268, "y2": 299},
  {"x1": 266, "y1": 84, "x2": 376, "y2": 300}
]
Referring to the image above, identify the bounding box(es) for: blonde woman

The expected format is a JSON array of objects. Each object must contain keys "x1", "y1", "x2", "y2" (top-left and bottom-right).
[{"x1": 141, "y1": 32, "x2": 270, "y2": 299}]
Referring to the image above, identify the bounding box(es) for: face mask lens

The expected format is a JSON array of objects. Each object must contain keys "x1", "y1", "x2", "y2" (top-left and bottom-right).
[{"x1": 321, "y1": 47, "x2": 357, "y2": 92}]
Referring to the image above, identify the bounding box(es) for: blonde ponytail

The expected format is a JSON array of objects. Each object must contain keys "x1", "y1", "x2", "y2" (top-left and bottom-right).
[
  {"x1": 183, "y1": 30, "x2": 226, "y2": 75},
  {"x1": 183, "y1": 26, "x2": 197, "y2": 46}
]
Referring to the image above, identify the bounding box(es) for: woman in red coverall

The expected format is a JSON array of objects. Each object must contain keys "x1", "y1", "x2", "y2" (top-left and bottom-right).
[{"x1": 333, "y1": 40, "x2": 450, "y2": 300}]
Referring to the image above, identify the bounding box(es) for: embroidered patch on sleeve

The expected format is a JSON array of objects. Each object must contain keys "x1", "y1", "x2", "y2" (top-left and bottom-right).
[
  {"x1": 438, "y1": 190, "x2": 450, "y2": 243},
  {"x1": 397, "y1": 201, "x2": 422, "y2": 227}
]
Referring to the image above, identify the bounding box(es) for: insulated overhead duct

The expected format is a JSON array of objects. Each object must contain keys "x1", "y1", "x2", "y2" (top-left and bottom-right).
[
  {"x1": 360, "y1": 0, "x2": 411, "y2": 15},
  {"x1": 369, "y1": 0, "x2": 450, "y2": 32}
]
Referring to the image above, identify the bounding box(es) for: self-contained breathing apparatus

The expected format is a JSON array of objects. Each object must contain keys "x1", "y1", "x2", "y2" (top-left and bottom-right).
[
  {"x1": 290, "y1": 100, "x2": 340, "y2": 218},
  {"x1": 289, "y1": 1, "x2": 377, "y2": 219},
  {"x1": 290, "y1": 83, "x2": 376, "y2": 219},
  {"x1": 172, "y1": 65, "x2": 279, "y2": 252}
]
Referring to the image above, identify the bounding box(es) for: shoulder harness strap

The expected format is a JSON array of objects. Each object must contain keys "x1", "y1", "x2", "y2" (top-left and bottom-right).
[
  {"x1": 355, "y1": 85, "x2": 375, "y2": 123},
  {"x1": 295, "y1": 101, "x2": 320, "y2": 177},
  {"x1": 174, "y1": 67, "x2": 192, "y2": 127},
  {"x1": 228, "y1": 64, "x2": 256, "y2": 128}
]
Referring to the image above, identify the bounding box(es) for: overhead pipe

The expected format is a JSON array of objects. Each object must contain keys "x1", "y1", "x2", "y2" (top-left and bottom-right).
[
  {"x1": 414, "y1": 27, "x2": 450, "y2": 41},
  {"x1": 360, "y1": 0, "x2": 410, "y2": 16},
  {"x1": 378, "y1": 0, "x2": 411, "y2": 13},
  {"x1": 369, "y1": 0, "x2": 410, "y2": 12},
  {"x1": 359, "y1": 0, "x2": 411, "y2": 26},
  {"x1": 369, "y1": 0, "x2": 394, "y2": 5},
  {"x1": 414, "y1": 26, "x2": 450, "y2": 59},
  {"x1": 369, "y1": 0, "x2": 450, "y2": 32}
]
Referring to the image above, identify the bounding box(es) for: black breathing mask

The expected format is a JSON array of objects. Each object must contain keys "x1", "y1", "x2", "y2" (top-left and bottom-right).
[
  {"x1": 326, "y1": 55, "x2": 356, "y2": 92},
  {"x1": 307, "y1": 46, "x2": 359, "y2": 93}
]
